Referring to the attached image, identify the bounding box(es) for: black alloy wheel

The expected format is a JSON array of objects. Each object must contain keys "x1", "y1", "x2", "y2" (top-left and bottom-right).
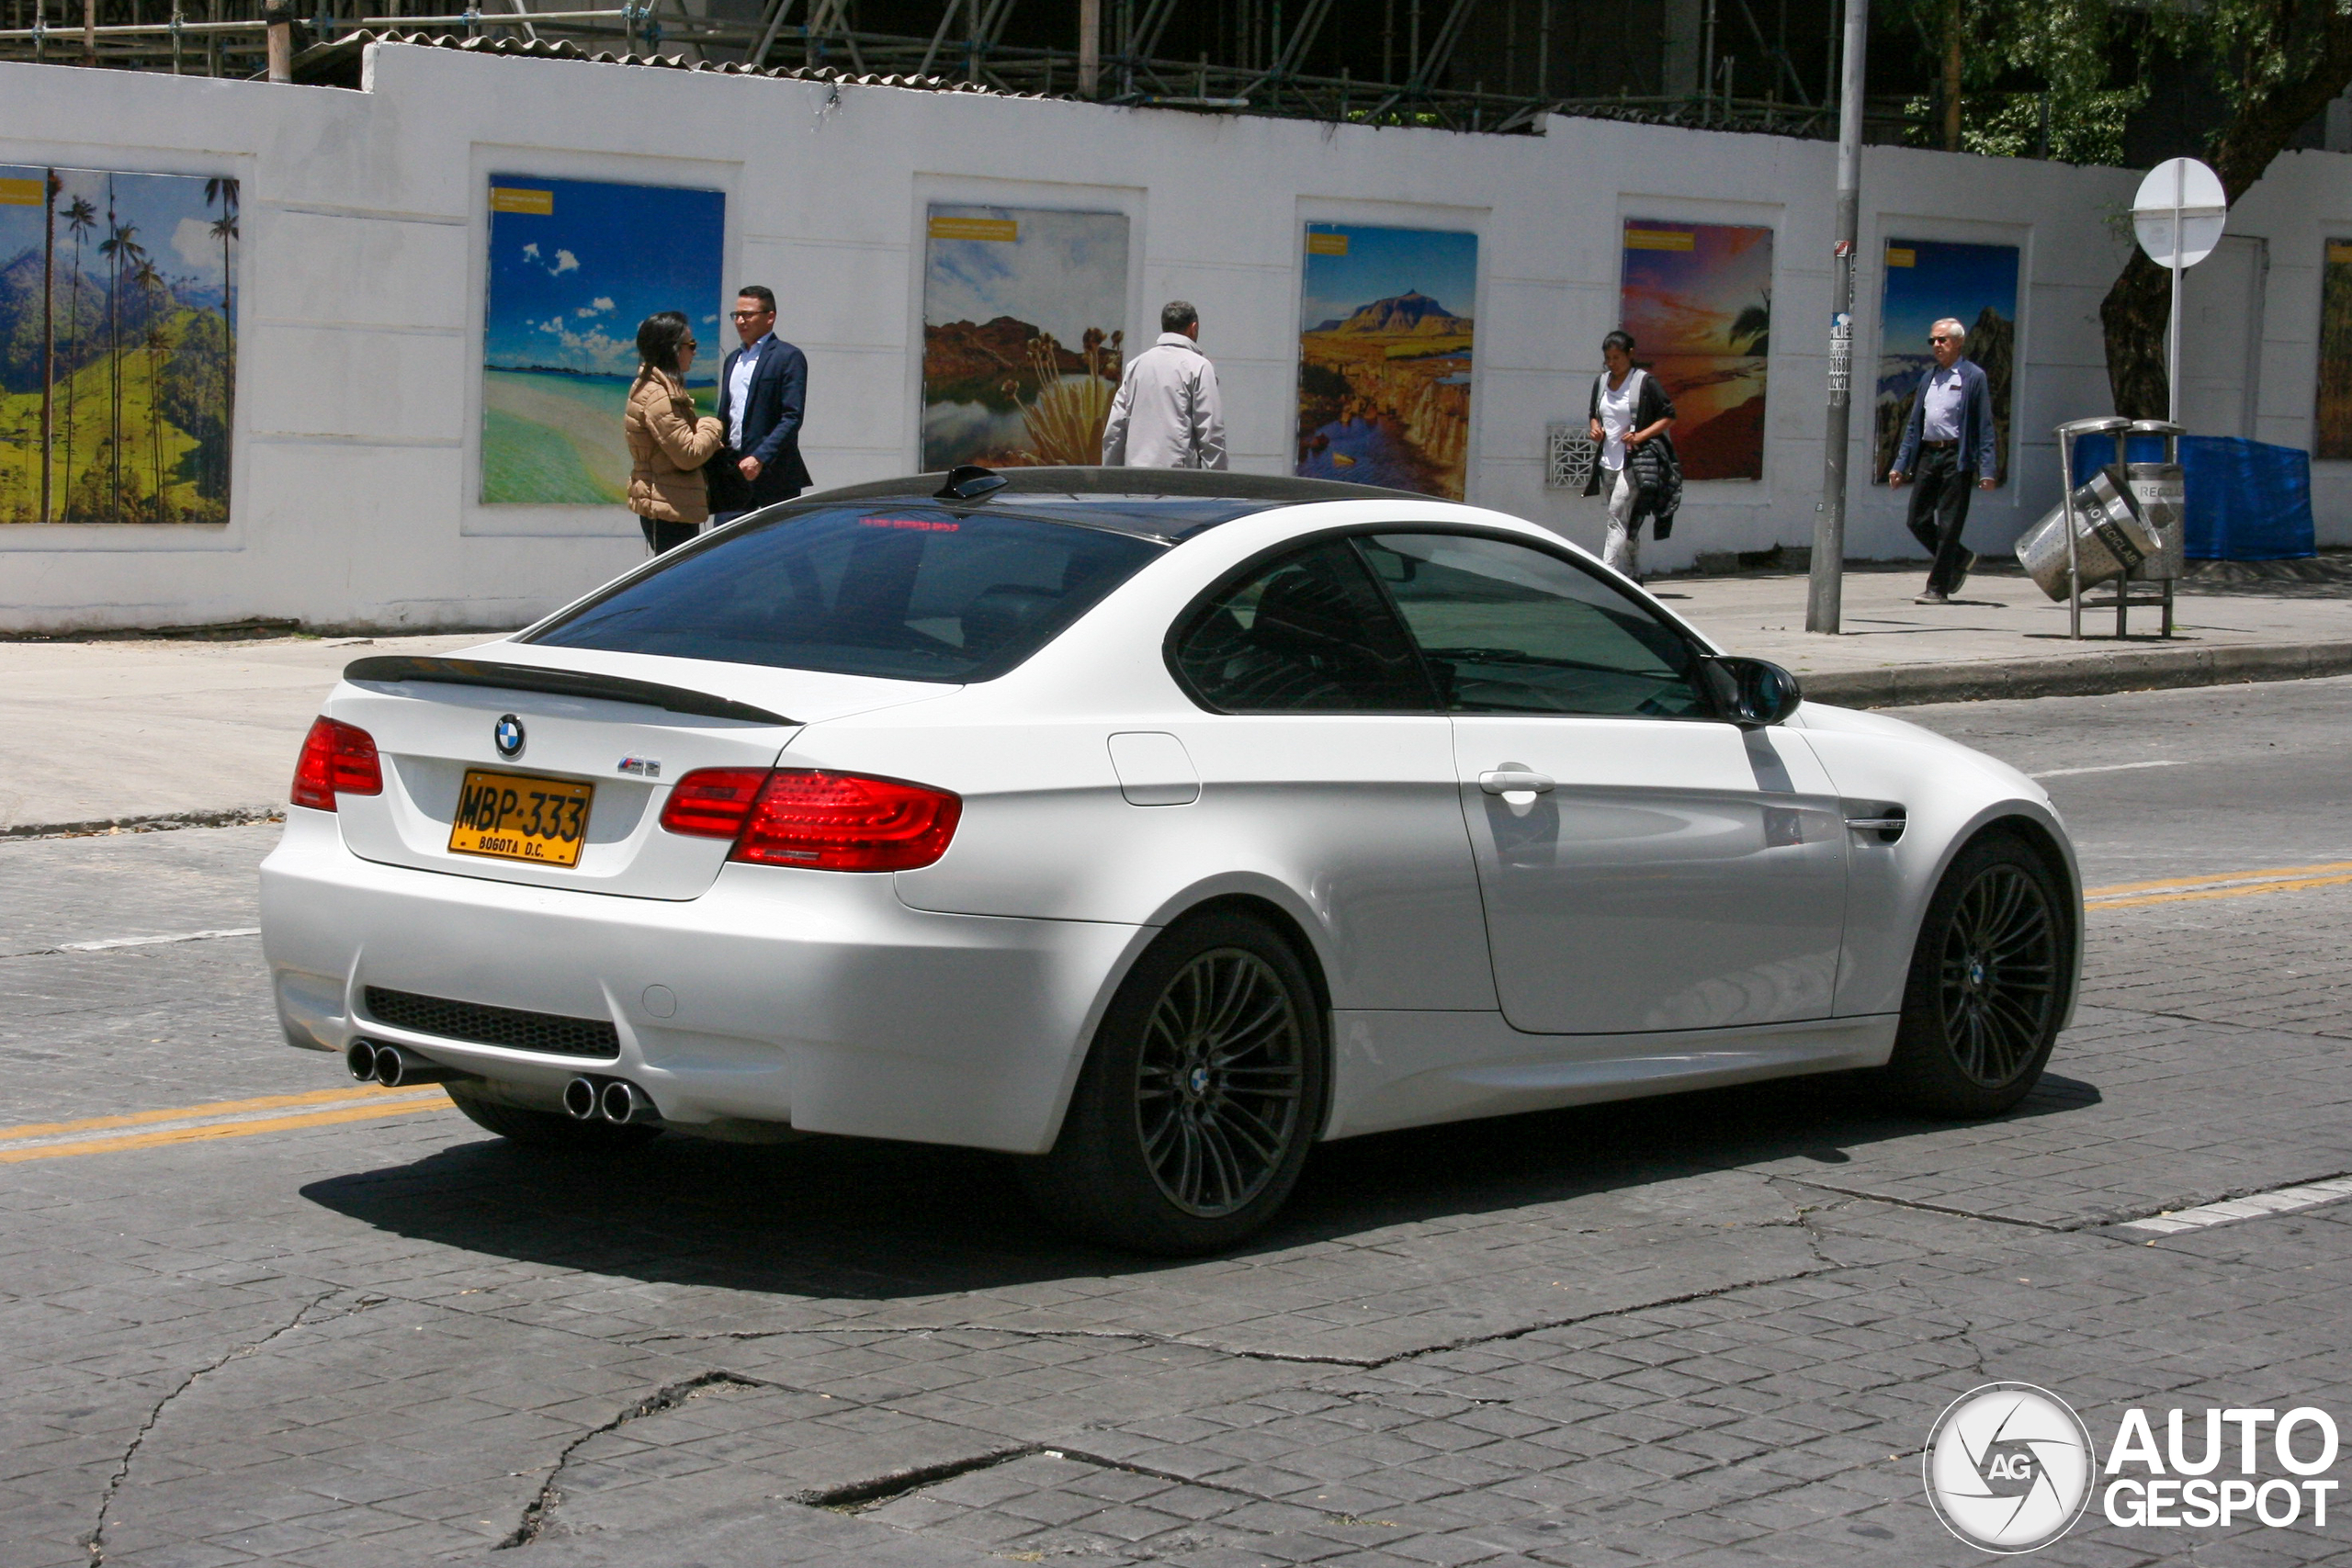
[
  {"x1": 1883, "y1": 831, "x2": 2071, "y2": 1117},
  {"x1": 1022, "y1": 910, "x2": 1327, "y2": 1254},
  {"x1": 1135, "y1": 948, "x2": 1306, "y2": 1217}
]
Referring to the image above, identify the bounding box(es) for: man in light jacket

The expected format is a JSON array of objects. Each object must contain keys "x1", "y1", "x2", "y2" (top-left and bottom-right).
[
  {"x1": 1888, "y1": 315, "x2": 1998, "y2": 604},
  {"x1": 1101, "y1": 300, "x2": 1227, "y2": 469}
]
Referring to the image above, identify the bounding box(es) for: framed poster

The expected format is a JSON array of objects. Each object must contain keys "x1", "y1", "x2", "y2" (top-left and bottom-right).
[
  {"x1": 480, "y1": 176, "x2": 725, "y2": 505},
  {"x1": 1618, "y1": 220, "x2": 1771, "y2": 481},
  {"x1": 1295, "y1": 222, "x2": 1476, "y2": 500},
  {"x1": 921, "y1": 205, "x2": 1129, "y2": 469},
  {"x1": 1872, "y1": 238, "x2": 2020, "y2": 485},
  {"x1": 0, "y1": 166, "x2": 237, "y2": 524},
  {"x1": 2318, "y1": 239, "x2": 2352, "y2": 461}
]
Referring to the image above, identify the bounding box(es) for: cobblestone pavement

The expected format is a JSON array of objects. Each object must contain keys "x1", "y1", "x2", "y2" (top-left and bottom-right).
[{"x1": 6, "y1": 682, "x2": 2352, "y2": 1567}]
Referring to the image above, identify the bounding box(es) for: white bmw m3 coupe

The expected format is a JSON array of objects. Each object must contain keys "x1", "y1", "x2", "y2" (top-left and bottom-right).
[{"x1": 261, "y1": 467, "x2": 2081, "y2": 1252}]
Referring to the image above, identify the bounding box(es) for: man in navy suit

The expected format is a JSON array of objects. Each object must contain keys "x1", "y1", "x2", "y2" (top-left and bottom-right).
[
  {"x1": 712, "y1": 286, "x2": 812, "y2": 525},
  {"x1": 1889, "y1": 315, "x2": 1999, "y2": 604}
]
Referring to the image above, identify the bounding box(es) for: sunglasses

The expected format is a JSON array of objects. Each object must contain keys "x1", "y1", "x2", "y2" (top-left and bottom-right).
[
  {"x1": 1929, "y1": 334, "x2": 1953, "y2": 344},
  {"x1": 731, "y1": 309, "x2": 769, "y2": 319}
]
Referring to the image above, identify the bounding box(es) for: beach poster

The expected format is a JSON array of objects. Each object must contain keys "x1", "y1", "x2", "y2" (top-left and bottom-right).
[
  {"x1": 1295, "y1": 223, "x2": 1476, "y2": 500},
  {"x1": 481, "y1": 176, "x2": 725, "y2": 505},
  {"x1": 1618, "y1": 220, "x2": 1770, "y2": 482},
  {"x1": 1871, "y1": 238, "x2": 2019, "y2": 485},
  {"x1": 922, "y1": 206, "x2": 1129, "y2": 469},
  {"x1": 2317, "y1": 240, "x2": 2352, "y2": 461},
  {"x1": 0, "y1": 166, "x2": 237, "y2": 524}
]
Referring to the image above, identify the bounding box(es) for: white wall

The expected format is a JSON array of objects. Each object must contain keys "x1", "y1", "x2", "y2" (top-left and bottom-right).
[{"x1": 0, "y1": 45, "x2": 2336, "y2": 632}]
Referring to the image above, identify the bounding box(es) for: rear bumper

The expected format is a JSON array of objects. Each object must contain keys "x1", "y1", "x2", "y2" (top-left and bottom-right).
[{"x1": 259, "y1": 808, "x2": 1144, "y2": 1153}]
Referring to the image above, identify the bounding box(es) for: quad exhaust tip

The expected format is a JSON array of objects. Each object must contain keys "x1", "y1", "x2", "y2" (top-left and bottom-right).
[
  {"x1": 563, "y1": 1074, "x2": 657, "y2": 1124},
  {"x1": 347, "y1": 1037, "x2": 469, "y2": 1089}
]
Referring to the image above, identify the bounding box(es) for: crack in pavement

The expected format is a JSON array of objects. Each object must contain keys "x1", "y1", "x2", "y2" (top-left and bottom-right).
[
  {"x1": 82, "y1": 1289, "x2": 381, "y2": 1564},
  {"x1": 494, "y1": 1371, "x2": 768, "y2": 1551}
]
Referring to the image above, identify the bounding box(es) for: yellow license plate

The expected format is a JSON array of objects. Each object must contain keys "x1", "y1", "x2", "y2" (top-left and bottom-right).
[{"x1": 448, "y1": 770, "x2": 594, "y2": 867}]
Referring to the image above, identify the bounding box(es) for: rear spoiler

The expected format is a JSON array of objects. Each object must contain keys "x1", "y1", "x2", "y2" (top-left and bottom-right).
[{"x1": 344, "y1": 656, "x2": 795, "y2": 726}]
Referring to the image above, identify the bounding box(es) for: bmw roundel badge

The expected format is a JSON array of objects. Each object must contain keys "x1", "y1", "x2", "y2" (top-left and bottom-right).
[{"x1": 493, "y1": 714, "x2": 526, "y2": 759}]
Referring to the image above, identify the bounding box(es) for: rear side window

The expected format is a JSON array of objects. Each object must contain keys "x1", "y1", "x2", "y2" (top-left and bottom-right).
[
  {"x1": 1170, "y1": 539, "x2": 1435, "y2": 713},
  {"x1": 527, "y1": 507, "x2": 1161, "y2": 682},
  {"x1": 1361, "y1": 532, "x2": 1707, "y2": 717}
]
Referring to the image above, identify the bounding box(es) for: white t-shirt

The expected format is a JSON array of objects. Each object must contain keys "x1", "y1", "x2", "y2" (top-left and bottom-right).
[{"x1": 1597, "y1": 371, "x2": 1639, "y2": 471}]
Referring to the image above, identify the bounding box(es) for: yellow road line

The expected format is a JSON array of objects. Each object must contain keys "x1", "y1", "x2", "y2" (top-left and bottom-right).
[
  {"x1": 2088, "y1": 873, "x2": 2352, "y2": 911},
  {"x1": 0, "y1": 1095, "x2": 451, "y2": 1164},
  {"x1": 0, "y1": 1084, "x2": 444, "y2": 1144},
  {"x1": 2084, "y1": 861, "x2": 2352, "y2": 898}
]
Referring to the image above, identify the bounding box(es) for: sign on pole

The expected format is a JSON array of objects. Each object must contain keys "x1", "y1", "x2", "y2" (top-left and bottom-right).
[{"x1": 2131, "y1": 158, "x2": 2227, "y2": 425}]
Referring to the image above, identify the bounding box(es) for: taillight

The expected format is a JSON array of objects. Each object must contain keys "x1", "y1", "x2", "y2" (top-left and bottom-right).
[
  {"x1": 660, "y1": 767, "x2": 961, "y2": 872},
  {"x1": 290, "y1": 716, "x2": 382, "y2": 811},
  {"x1": 657, "y1": 768, "x2": 769, "y2": 839}
]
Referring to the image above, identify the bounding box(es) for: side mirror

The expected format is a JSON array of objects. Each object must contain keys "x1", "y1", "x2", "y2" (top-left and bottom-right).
[{"x1": 1703, "y1": 656, "x2": 1803, "y2": 728}]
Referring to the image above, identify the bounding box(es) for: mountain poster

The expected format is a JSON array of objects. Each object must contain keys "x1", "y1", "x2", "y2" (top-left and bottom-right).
[
  {"x1": 1871, "y1": 238, "x2": 2019, "y2": 485},
  {"x1": 1295, "y1": 223, "x2": 1477, "y2": 501}
]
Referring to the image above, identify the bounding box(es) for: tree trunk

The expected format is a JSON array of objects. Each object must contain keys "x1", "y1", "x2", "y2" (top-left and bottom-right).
[
  {"x1": 1941, "y1": 0, "x2": 1962, "y2": 152},
  {"x1": 2100, "y1": 250, "x2": 2173, "y2": 420}
]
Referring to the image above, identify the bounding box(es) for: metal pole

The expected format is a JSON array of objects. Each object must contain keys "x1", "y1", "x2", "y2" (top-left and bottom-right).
[
  {"x1": 1804, "y1": 0, "x2": 1867, "y2": 634},
  {"x1": 2166, "y1": 159, "x2": 2183, "y2": 425}
]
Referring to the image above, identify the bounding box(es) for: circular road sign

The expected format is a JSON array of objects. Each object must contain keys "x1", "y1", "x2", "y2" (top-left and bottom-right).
[{"x1": 2132, "y1": 158, "x2": 2227, "y2": 269}]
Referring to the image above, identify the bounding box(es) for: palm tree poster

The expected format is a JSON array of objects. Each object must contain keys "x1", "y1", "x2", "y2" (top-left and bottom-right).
[
  {"x1": 2312, "y1": 241, "x2": 2352, "y2": 460},
  {"x1": 1618, "y1": 220, "x2": 1772, "y2": 482},
  {"x1": 1295, "y1": 224, "x2": 1477, "y2": 501},
  {"x1": 0, "y1": 165, "x2": 235, "y2": 525},
  {"x1": 921, "y1": 206, "x2": 1129, "y2": 470},
  {"x1": 481, "y1": 176, "x2": 725, "y2": 504},
  {"x1": 1872, "y1": 238, "x2": 2018, "y2": 486}
]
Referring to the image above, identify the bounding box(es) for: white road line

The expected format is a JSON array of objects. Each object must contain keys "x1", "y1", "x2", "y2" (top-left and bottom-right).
[
  {"x1": 8, "y1": 927, "x2": 262, "y2": 958},
  {"x1": 2117, "y1": 1176, "x2": 2352, "y2": 1235},
  {"x1": 2030, "y1": 760, "x2": 2184, "y2": 779}
]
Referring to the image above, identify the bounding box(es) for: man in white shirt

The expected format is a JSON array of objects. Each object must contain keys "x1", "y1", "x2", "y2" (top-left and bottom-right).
[
  {"x1": 1889, "y1": 316, "x2": 1999, "y2": 604},
  {"x1": 1100, "y1": 301, "x2": 1227, "y2": 469}
]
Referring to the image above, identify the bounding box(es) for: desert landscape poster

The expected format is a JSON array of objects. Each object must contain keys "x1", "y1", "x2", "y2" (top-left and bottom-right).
[
  {"x1": 1618, "y1": 220, "x2": 1771, "y2": 482},
  {"x1": 2318, "y1": 240, "x2": 2352, "y2": 461},
  {"x1": 480, "y1": 176, "x2": 724, "y2": 505},
  {"x1": 1871, "y1": 238, "x2": 2018, "y2": 485},
  {"x1": 0, "y1": 165, "x2": 237, "y2": 524},
  {"x1": 922, "y1": 206, "x2": 1129, "y2": 469},
  {"x1": 1295, "y1": 223, "x2": 1476, "y2": 500}
]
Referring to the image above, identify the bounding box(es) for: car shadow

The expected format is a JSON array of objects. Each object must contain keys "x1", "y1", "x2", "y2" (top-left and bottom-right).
[{"x1": 300, "y1": 1069, "x2": 2101, "y2": 1301}]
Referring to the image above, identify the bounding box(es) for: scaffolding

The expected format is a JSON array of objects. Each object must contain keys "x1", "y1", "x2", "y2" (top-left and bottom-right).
[{"x1": 0, "y1": 0, "x2": 1871, "y2": 141}]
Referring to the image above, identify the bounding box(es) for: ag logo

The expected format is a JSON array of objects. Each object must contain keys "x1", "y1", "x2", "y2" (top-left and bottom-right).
[{"x1": 1924, "y1": 1383, "x2": 2096, "y2": 1553}]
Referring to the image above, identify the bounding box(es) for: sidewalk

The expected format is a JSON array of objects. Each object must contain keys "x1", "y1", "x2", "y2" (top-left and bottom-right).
[
  {"x1": 1662, "y1": 558, "x2": 2352, "y2": 707},
  {"x1": 2, "y1": 561, "x2": 2348, "y2": 834}
]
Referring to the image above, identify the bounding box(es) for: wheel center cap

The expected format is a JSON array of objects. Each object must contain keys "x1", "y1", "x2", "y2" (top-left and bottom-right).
[
  {"x1": 1968, "y1": 958, "x2": 1988, "y2": 988},
  {"x1": 1188, "y1": 1065, "x2": 1211, "y2": 1099}
]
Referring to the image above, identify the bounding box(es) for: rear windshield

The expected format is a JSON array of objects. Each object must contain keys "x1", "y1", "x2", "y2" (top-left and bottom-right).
[{"x1": 526, "y1": 506, "x2": 1162, "y2": 682}]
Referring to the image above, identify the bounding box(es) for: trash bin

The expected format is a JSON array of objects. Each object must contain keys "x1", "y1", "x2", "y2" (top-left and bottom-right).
[
  {"x1": 2015, "y1": 466, "x2": 2162, "y2": 601},
  {"x1": 2122, "y1": 420, "x2": 2186, "y2": 581}
]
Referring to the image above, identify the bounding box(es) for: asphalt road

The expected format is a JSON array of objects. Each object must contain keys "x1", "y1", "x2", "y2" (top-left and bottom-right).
[{"x1": 5, "y1": 678, "x2": 2352, "y2": 1567}]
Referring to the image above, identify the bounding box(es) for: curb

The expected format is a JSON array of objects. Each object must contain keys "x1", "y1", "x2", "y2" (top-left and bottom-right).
[
  {"x1": 1800, "y1": 639, "x2": 2352, "y2": 709},
  {"x1": 1, "y1": 806, "x2": 285, "y2": 842}
]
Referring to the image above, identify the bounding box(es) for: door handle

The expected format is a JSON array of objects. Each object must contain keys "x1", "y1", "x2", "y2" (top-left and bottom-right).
[{"x1": 1479, "y1": 769, "x2": 1555, "y2": 795}]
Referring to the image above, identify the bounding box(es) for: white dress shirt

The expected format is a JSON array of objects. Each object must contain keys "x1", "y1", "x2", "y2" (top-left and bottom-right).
[{"x1": 727, "y1": 334, "x2": 772, "y2": 449}]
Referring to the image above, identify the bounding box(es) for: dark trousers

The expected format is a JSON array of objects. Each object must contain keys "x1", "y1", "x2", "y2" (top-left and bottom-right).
[
  {"x1": 639, "y1": 516, "x2": 699, "y2": 555},
  {"x1": 1904, "y1": 444, "x2": 1974, "y2": 592}
]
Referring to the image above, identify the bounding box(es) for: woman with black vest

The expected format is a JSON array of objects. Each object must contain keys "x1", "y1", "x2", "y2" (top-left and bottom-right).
[{"x1": 1583, "y1": 330, "x2": 1679, "y2": 580}]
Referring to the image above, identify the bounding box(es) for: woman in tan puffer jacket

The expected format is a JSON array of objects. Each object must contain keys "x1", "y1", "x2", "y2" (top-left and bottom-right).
[{"x1": 623, "y1": 310, "x2": 725, "y2": 555}]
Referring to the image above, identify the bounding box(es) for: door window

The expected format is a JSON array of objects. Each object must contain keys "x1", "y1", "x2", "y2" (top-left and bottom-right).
[
  {"x1": 1360, "y1": 533, "x2": 1707, "y2": 718},
  {"x1": 1170, "y1": 539, "x2": 1435, "y2": 713}
]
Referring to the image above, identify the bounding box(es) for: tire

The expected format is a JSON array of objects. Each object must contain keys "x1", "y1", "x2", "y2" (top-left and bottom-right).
[
  {"x1": 1881, "y1": 830, "x2": 2071, "y2": 1118},
  {"x1": 1021, "y1": 910, "x2": 1329, "y2": 1255},
  {"x1": 446, "y1": 1080, "x2": 662, "y2": 1151}
]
